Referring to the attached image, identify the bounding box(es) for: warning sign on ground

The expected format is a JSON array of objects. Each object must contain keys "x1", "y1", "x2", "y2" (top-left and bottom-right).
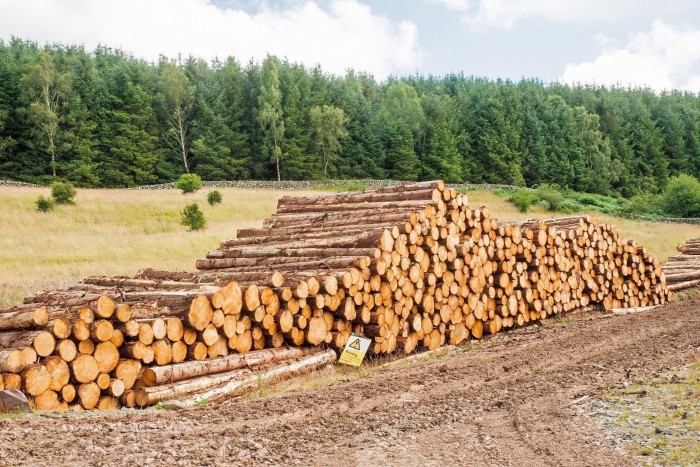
[{"x1": 338, "y1": 333, "x2": 371, "y2": 367}]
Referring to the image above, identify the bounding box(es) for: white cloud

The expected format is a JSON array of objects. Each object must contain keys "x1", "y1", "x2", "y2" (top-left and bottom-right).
[
  {"x1": 0, "y1": 0, "x2": 422, "y2": 79},
  {"x1": 428, "y1": 0, "x2": 660, "y2": 30},
  {"x1": 561, "y1": 22, "x2": 700, "y2": 92}
]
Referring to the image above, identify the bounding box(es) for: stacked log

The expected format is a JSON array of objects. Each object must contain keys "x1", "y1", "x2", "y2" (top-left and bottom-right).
[
  {"x1": 662, "y1": 238, "x2": 700, "y2": 291},
  {"x1": 0, "y1": 181, "x2": 670, "y2": 410}
]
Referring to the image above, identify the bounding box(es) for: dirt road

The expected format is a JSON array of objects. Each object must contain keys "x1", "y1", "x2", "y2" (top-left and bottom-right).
[{"x1": 1, "y1": 297, "x2": 699, "y2": 466}]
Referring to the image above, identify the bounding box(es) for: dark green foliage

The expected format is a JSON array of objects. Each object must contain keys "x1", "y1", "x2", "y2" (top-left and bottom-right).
[
  {"x1": 1, "y1": 40, "x2": 700, "y2": 205},
  {"x1": 557, "y1": 198, "x2": 585, "y2": 214},
  {"x1": 207, "y1": 190, "x2": 222, "y2": 205},
  {"x1": 35, "y1": 195, "x2": 55, "y2": 212},
  {"x1": 180, "y1": 203, "x2": 206, "y2": 230},
  {"x1": 176, "y1": 173, "x2": 202, "y2": 194},
  {"x1": 509, "y1": 189, "x2": 537, "y2": 213},
  {"x1": 535, "y1": 184, "x2": 564, "y2": 212},
  {"x1": 50, "y1": 181, "x2": 76, "y2": 204},
  {"x1": 657, "y1": 174, "x2": 700, "y2": 218}
]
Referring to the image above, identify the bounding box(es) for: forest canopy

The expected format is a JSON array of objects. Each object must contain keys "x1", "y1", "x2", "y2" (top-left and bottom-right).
[{"x1": 1, "y1": 38, "x2": 699, "y2": 198}]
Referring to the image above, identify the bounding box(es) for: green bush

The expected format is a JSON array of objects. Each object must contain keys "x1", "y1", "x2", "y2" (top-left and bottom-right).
[
  {"x1": 180, "y1": 203, "x2": 206, "y2": 231},
  {"x1": 657, "y1": 174, "x2": 700, "y2": 218},
  {"x1": 176, "y1": 174, "x2": 202, "y2": 194},
  {"x1": 535, "y1": 184, "x2": 565, "y2": 212},
  {"x1": 207, "y1": 190, "x2": 223, "y2": 205},
  {"x1": 35, "y1": 195, "x2": 55, "y2": 212},
  {"x1": 623, "y1": 194, "x2": 658, "y2": 216},
  {"x1": 50, "y1": 181, "x2": 76, "y2": 205},
  {"x1": 492, "y1": 188, "x2": 511, "y2": 198},
  {"x1": 508, "y1": 189, "x2": 537, "y2": 213},
  {"x1": 558, "y1": 199, "x2": 584, "y2": 214}
]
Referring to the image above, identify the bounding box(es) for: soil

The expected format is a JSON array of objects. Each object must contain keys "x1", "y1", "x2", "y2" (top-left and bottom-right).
[{"x1": 1, "y1": 297, "x2": 699, "y2": 467}]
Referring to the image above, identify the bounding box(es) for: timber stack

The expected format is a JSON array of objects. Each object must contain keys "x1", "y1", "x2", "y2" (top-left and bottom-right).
[
  {"x1": 0, "y1": 180, "x2": 670, "y2": 411},
  {"x1": 662, "y1": 238, "x2": 700, "y2": 291}
]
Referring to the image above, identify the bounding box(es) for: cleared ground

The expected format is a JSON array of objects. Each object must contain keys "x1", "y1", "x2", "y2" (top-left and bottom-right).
[
  {"x1": 2, "y1": 186, "x2": 699, "y2": 307},
  {"x1": 0, "y1": 293, "x2": 698, "y2": 466}
]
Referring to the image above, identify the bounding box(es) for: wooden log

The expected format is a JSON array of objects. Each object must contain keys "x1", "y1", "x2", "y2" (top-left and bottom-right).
[
  {"x1": 187, "y1": 296, "x2": 213, "y2": 331},
  {"x1": 44, "y1": 356, "x2": 70, "y2": 391},
  {"x1": 135, "y1": 348, "x2": 335, "y2": 407},
  {"x1": 21, "y1": 347, "x2": 37, "y2": 365},
  {"x1": 0, "y1": 307, "x2": 49, "y2": 331},
  {"x1": 142, "y1": 346, "x2": 318, "y2": 386},
  {"x1": 2, "y1": 374, "x2": 21, "y2": 390},
  {"x1": 0, "y1": 349, "x2": 26, "y2": 373},
  {"x1": 95, "y1": 295, "x2": 115, "y2": 319},
  {"x1": 22, "y1": 364, "x2": 51, "y2": 396},
  {"x1": 94, "y1": 341, "x2": 120, "y2": 374},
  {"x1": 78, "y1": 339, "x2": 95, "y2": 355},
  {"x1": 668, "y1": 278, "x2": 700, "y2": 291},
  {"x1": 276, "y1": 185, "x2": 440, "y2": 210},
  {"x1": 50, "y1": 317, "x2": 72, "y2": 339},
  {"x1": 70, "y1": 354, "x2": 100, "y2": 384},
  {"x1": 196, "y1": 255, "x2": 367, "y2": 272},
  {"x1": 663, "y1": 270, "x2": 700, "y2": 283},
  {"x1": 115, "y1": 359, "x2": 141, "y2": 390},
  {"x1": 107, "y1": 379, "x2": 125, "y2": 398},
  {"x1": 78, "y1": 382, "x2": 100, "y2": 409},
  {"x1": 61, "y1": 384, "x2": 76, "y2": 403},
  {"x1": 97, "y1": 396, "x2": 119, "y2": 411},
  {"x1": 96, "y1": 373, "x2": 111, "y2": 390},
  {"x1": 90, "y1": 320, "x2": 114, "y2": 342}
]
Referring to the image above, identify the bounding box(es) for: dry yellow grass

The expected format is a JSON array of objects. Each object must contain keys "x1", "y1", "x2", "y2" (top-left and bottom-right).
[
  {"x1": 1, "y1": 186, "x2": 698, "y2": 307},
  {"x1": 0, "y1": 186, "x2": 326, "y2": 306}
]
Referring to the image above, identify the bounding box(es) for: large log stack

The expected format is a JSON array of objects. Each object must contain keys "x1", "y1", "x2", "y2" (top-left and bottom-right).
[
  {"x1": 0, "y1": 181, "x2": 671, "y2": 411},
  {"x1": 662, "y1": 238, "x2": 700, "y2": 291}
]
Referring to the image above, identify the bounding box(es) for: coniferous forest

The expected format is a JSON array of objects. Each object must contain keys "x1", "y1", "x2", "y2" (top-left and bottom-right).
[{"x1": 1, "y1": 38, "x2": 700, "y2": 198}]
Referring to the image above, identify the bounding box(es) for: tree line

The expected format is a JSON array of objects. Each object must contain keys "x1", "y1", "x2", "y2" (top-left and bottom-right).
[{"x1": 1, "y1": 38, "x2": 700, "y2": 197}]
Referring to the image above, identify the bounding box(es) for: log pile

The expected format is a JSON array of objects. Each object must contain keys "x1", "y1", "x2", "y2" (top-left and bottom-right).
[
  {"x1": 662, "y1": 238, "x2": 700, "y2": 291},
  {"x1": 0, "y1": 181, "x2": 670, "y2": 411}
]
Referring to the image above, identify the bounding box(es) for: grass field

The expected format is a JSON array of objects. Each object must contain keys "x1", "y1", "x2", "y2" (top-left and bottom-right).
[
  {"x1": 0, "y1": 186, "x2": 323, "y2": 307},
  {"x1": 1, "y1": 186, "x2": 699, "y2": 307}
]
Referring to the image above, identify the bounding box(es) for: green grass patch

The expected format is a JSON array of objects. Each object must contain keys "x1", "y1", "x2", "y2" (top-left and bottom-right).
[
  {"x1": 593, "y1": 360, "x2": 700, "y2": 465},
  {"x1": 314, "y1": 182, "x2": 368, "y2": 192}
]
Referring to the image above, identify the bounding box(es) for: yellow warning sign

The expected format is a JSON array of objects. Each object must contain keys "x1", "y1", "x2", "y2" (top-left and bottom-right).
[{"x1": 338, "y1": 333, "x2": 371, "y2": 367}]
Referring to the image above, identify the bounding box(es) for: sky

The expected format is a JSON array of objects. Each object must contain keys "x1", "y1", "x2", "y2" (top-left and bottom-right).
[{"x1": 1, "y1": 0, "x2": 700, "y2": 91}]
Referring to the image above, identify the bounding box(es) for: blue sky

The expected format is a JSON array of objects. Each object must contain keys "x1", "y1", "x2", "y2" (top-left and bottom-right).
[{"x1": 2, "y1": 0, "x2": 700, "y2": 90}]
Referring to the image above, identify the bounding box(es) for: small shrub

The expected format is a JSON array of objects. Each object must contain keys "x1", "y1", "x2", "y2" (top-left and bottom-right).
[
  {"x1": 623, "y1": 194, "x2": 657, "y2": 215},
  {"x1": 657, "y1": 174, "x2": 700, "y2": 218},
  {"x1": 536, "y1": 184, "x2": 564, "y2": 212},
  {"x1": 508, "y1": 189, "x2": 537, "y2": 213},
  {"x1": 35, "y1": 195, "x2": 55, "y2": 212},
  {"x1": 492, "y1": 188, "x2": 511, "y2": 198},
  {"x1": 176, "y1": 173, "x2": 202, "y2": 194},
  {"x1": 558, "y1": 199, "x2": 584, "y2": 214},
  {"x1": 207, "y1": 190, "x2": 223, "y2": 205},
  {"x1": 180, "y1": 203, "x2": 206, "y2": 231},
  {"x1": 50, "y1": 181, "x2": 76, "y2": 205}
]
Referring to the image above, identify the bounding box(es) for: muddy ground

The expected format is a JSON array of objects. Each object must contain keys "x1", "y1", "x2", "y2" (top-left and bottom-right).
[{"x1": 1, "y1": 297, "x2": 699, "y2": 467}]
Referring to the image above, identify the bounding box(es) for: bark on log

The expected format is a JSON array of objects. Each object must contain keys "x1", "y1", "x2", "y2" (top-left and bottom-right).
[
  {"x1": 135, "y1": 348, "x2": 335, "y2": 407},
  {"x1": 141, "y1": 346, "x2": 318, "y2": 386}
]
